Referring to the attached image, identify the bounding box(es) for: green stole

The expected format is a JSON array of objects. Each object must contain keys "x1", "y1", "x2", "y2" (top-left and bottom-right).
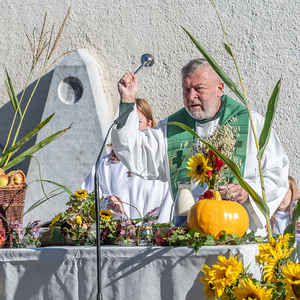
[{"x1": 167, "y1": 95, "x2": 249, "y2": 199}]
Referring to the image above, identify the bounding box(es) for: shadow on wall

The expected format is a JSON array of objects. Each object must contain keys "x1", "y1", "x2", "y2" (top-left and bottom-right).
[{"x1": 0, "y1": 70, "x2": 54, "y2": 175}]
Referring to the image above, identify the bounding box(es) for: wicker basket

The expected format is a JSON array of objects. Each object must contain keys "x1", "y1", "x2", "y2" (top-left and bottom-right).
[{"x1": 0, "y1": 184, "x2": 27, "y2": 247}]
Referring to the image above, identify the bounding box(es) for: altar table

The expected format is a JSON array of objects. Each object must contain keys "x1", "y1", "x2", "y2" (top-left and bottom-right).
[{"x1": 0, "y1": 244, "x2": 265, "y2": 300}]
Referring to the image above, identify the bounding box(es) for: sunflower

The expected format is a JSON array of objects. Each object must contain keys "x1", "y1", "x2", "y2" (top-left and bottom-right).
[
  {"x1": 51, "y1": 212, "x2": 62, "y2": 224},
  {"x1": 282, "y1": 262, "x2": 300, "y2": 300},
  {"x1": 257, "y1": 234, "x2": 292, "y2": 260},
  {"x1": 261, "y1": 243, "x2": 295, "y2": 283},
  {"x1": 99, "y1": 209, "x2": 112, "y2": 219},
  {"x1": 187, "y1": 153, "x2": 213, "y2": 184},
  {"x1": 232, "y1": 278, "x2": 273, "y2": 300},
  {"x1": 74, "y1": 189, "x2": 88, "y2": 198},
  {"x1": 200, "y1": 264, "x2": 218, "y2": 300},
  {"x1": 208, "y1": 254, "x2": 244, "y2": 297}
]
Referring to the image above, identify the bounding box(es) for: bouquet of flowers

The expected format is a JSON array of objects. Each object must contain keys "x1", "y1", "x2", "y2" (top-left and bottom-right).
[
  {"x1": 187, "y1": 121, "x2": 240, "y2": 196},
  {"x1": 49, "y1": 189, "x2": 96, "y2": 245},
  {"x1": 200, "y1": 233, "x2": 299, "y2": 300},
  {"x1": 119, "y1": 207, "x2": 159, "y2": 245},
  {"x1": 0, "y1": 213, "x2": 41, "y2": 247}
]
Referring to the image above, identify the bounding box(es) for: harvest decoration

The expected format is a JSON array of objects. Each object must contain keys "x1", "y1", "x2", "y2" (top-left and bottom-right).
[{"x1": 187, "y1": 190, "x2": 249, "y2": 239}]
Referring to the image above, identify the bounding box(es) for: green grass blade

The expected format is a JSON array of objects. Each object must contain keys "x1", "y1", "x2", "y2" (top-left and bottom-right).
[
  {"x1": 164, "y1": 121, "x2": 270, "y2": 217},
  {"x1": 39, "y1": 179, "x2": 74, "y2": 196},
  {"x1": 0, "y1": 114, "x2": 55, "y2": 166},
  {"x1": 1, "y1": 124, "x2": 72, "y2": 171},
  {"x1": 24, "y1": 188, "x2": 66, "y2": 215},
  {"x1": 181, "y1": 26, "x2": 248, "y2": 107},
  {"x1": 5, "y1": 69, "x2": 22, "y2": 120},
  {"x1": 257, "y1": 78, "x2": 281, "y2": 160}
]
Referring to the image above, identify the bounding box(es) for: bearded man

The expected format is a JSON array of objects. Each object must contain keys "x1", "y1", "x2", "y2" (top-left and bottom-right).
[{"x1": 111, "y1": 58, "x2": 289, "y2": 236}]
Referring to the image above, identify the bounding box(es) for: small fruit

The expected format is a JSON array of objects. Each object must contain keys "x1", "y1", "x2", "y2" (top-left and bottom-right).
[
  {"x1": 8, "y1": 170, "x2": 26, "y2": 186},
  {"x1": 168, "y1": 227, "x2": 188, "y2": 238},
  {"x1": 0, "y1": 168, "x2": 5, "y2": 176},
  {"x1": 155, "y1": 227, "x2": 170, "y2": 246},
  {"x1": 12, "y1": 174, "x2": 23, "y2": 185},
  {"x1": 0, "y1": 229, "x2": 5, "y2": 247},
  {"x1": 0, "y1": 175, "x2": 9, "y2": 186}
]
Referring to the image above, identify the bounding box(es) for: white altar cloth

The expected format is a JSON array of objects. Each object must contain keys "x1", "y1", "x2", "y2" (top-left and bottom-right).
[{"x1": 0, "y1": 244, "x2": 262, "y2": 300}]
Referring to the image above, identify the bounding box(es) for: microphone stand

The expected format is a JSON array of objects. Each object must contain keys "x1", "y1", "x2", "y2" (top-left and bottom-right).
[{"x1": 94, "y1": 106, "x2": 134, "y2": 300}]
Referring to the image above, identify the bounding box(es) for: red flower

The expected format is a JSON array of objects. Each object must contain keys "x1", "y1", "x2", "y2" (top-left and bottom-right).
[
  {"x1": 215, "y1": 159, "x2": 225, "y2": 171},
  {"x1": 206, "y1": 170, "x2": 213, "y2": 178},
  {"x1": 209, "y1": 149, "x2": 221, "y2": 160},
  {"x1": 198, "y1": 190, "x2": 214, "y2": 200}
]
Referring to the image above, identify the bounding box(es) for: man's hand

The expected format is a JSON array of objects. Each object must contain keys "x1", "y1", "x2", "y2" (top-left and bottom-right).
[
  {"x1": 118, "y1": 72, "x2": 138, "y2": 103},
  {"x1": 105, "y1": 195, "x2": 125, "y2": 214},
  {"x1": 218, "y1": 183, "x2": 249, "y2": 204}
]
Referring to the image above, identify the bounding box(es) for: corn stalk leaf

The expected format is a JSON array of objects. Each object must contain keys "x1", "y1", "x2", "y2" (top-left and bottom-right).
[
  {"x1": 257, "y1": 78, "x2": 281, "y2": 160},
  {"x1": 222, "y1": 42, "x2": 233, "y2": 57},
  {"x1": 164, "y1": 121, "x2": 270, "y2": 217},
  {"x1": 181, "y1": 26, "x2": 248, "y2": 107},
  {"x1": 1, "y1": 124, "x2": 72, "y2": 171},
  {"x1": 5, "y1": 69, "x2": 22, "y2": 120},
  {"x1": 284, "y1": 200, "x2": 300, "y2": 248},
  {"x1": 0, "y1": 114, "x2": 55, "y2": 166}
]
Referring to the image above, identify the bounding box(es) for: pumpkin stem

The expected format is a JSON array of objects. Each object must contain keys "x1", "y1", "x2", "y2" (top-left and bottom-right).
[{"x1": 214, "y1": 191, "x2": 222, "y2": 201}]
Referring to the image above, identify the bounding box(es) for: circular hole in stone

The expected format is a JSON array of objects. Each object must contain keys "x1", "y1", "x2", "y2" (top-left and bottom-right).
[{"x1": 58, "y1": 77, "x2": 83, "y2": 105}]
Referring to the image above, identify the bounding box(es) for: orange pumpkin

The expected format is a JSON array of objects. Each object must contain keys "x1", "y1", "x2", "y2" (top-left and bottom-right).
[{"x1": 187, "y1": 191, "x2": 249, "y2": 239}]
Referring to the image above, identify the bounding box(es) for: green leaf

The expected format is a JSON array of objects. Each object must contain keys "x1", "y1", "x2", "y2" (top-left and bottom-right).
[
  {"x1": 39, "y1": 179, "x2": 74, "y2": 196},
  {"x1": 0, "y1": 114, "x2": 55, "y2": 166},
  {"x1": 181, "y1": 26, "x2": 248, "y2": 107},
  {"x1": 163, "y1": 121, "x2": 270, "y2": 218},
  {"x1": 284, "y1": 200, "x2": 300, "y2": 247},
  {"x1": 50, "y1": 226, "x2": 66, "y2": 243},
  {"x1": 1, "y1": 124, "x2": 72, "y2": 171},
  {"x1": 222, "y1": 42, "x2": 233, "y2": 57},
  {"x1": 5, "y1": 69, "x2": 22, "y2": 120},
  {"x1": 257, "y1": 78, "x2": 281, "y2": 160}
]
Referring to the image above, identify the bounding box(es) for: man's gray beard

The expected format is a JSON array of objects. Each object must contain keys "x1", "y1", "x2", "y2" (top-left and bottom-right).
[{"x1": 185, "y1": 101, "x2": 220, "y2": 120}]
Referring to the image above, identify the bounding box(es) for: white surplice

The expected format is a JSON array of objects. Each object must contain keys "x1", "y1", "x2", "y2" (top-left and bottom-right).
[
  {"x1": 111, "y1": 102, "x2": 289, "y2": 236},
  {"x1": 81, "y1": 153, "x2": 174, "y2": 223}
]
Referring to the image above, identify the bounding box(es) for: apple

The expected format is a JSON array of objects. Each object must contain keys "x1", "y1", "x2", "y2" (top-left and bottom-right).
[
  {"x1": 155, "y1": 227, "x2": 170, "y2": 246},
  {"x1": 0, "y1": 175, "x2": 9, "y2": 186},
  {"x1": 0, "y1": 229, "x2": 5, "y2": 247},
  {"x1": 12, "y1": 173, "x2": 24, "y2": 185},
  {"x1": 0, "y1": 168, "x2": 4, "y2": 176}
]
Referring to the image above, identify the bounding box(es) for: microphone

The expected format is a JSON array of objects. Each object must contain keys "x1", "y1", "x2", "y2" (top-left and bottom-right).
[{"x1": 94, "y1": 105, "x2": 134, "y2": 300}]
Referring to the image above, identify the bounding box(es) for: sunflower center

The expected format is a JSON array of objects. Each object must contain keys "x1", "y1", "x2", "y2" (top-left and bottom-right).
[{"x1": 196, "y1": 164, "x2": 204, "y2": 175}]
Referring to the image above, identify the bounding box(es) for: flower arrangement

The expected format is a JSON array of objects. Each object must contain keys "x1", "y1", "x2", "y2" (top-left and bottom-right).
[
  {"x1": 49, "y1": 189, "x2": 96, "y2": 245},
  {"x1": 200, "y1": 233, "x2": 299, "y2": 300},
  {"x1": 47, "y1": 188, "x2": 160, "y2": 246},
  {"x1": 0, "y1": 213, "x2": 41, "y2": 247},
  {"x1": 119, "y1": 207, "x2": 159, "y2": 245},
  {"x1": 187, "y1": 120, "x2": 242, "y2": 198}
]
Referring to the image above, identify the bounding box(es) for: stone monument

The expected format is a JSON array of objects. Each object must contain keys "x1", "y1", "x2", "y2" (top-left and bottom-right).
[{"x1": 24, "y1": 49, "x2": 110, "y2": 224}]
